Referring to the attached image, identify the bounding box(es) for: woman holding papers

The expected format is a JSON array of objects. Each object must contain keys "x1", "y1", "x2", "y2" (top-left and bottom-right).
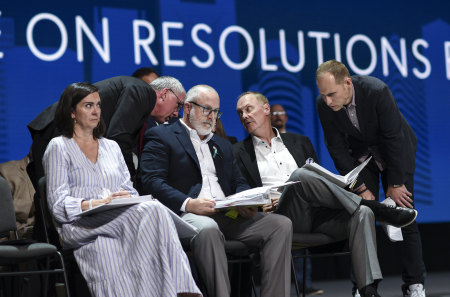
[{"x1": 43, "y1": 82, "x2": 201, "y2": 297}]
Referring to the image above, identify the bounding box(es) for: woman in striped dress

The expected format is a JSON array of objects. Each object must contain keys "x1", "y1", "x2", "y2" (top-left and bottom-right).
[{"x1": 43, "y1": 82, "x2": 201, "y2": 297}]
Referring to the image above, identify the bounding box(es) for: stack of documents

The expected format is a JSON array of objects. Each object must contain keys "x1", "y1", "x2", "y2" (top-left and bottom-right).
[
  {"x1": 302, "y1": 156, "x2": 372, "y2": 188},
  {"x1": 214, "y1": 181, "x2": 299, "y2": 209}
]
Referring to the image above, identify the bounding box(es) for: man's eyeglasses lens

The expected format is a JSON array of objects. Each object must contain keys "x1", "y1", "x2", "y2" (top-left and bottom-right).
[
  {"x1": 190, "y1": 101, "x2": 223, "y2": 119},
  {"x1": 272, "y1": 111, "x2": 286, "y2": 116},
  {"x1": 168, "y1": 89, "x2": 184, "y2": 111}
]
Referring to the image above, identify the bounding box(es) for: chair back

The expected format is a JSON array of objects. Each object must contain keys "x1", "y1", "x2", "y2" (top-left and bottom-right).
[
  {"x1": 0, "y1": 176, "x2": 17, "y2": 237},
  {"x1": 38, "y1": 176, "x2": 62, "y2": 248},
  {"x1": 38, "y1": 176, "x2": 50, "y2": 243}
]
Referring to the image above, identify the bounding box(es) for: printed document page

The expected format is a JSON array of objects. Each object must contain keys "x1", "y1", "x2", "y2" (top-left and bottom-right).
[
  {"x1": 77, "y1": 195, "x2": 198, "y2": 238},
  {"x1": 302, "y1": 156, "x2": 372, "y2": 188},
  {"x1": 214, "y1": 181, "x2": 300, "y2": 208}
]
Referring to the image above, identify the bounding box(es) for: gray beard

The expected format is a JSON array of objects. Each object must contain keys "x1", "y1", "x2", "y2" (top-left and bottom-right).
[{"x1": 189, "y1": 111, "x2": 214, "y2": 136}]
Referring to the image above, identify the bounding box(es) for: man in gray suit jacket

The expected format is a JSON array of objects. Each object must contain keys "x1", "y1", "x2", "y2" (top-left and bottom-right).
[
  {"x1": 316, "y1": 60, "x2": 426, "y2": 297},
  {"x1": 233, "y1": 91, "x2": 417, "y2": 297}
]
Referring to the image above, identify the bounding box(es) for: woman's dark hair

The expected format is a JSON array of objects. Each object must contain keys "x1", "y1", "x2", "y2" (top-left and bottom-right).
[{"x1": 54, "y1": 82, "x2": 105, "y2": 139}]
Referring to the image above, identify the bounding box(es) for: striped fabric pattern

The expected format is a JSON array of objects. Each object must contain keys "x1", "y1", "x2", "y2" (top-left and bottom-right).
[{"x1": 43, "y1": 136, "x2": 200, "y2": 297}]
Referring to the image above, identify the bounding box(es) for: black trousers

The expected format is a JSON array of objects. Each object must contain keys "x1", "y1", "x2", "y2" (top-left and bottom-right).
[{"x1": 364, "y1": 159, "x2": 426, "y2": 286}]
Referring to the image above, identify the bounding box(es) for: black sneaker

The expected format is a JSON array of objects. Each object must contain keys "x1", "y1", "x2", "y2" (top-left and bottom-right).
[
  {"x1": 359, "y1": 283, "x2": 380, "y2": 297},
  {"x1": 360, "y1": 200, "x2": 417, "y2": 228}
]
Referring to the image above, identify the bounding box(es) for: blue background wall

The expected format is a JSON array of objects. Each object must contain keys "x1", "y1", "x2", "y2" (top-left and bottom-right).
[{"x1": 1, "y1": 0, "x2": 449, "y2": 222}]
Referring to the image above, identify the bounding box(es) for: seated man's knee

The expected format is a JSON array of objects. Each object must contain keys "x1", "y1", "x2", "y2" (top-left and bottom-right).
[
  {"x1": 195, "y1": 223, "x2": 224, "y2": 243},
  {"x1": 290, "y1": 167, "x2": 315, "y2": 183},
  {"x1": 271, "y1": 214, "x2": 293, "y2": 234},
  {"x1": 356, "y1": 205, "x2": 375, "y2": 222}
]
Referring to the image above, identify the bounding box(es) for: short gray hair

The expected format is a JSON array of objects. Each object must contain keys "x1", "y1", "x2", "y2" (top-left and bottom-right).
[
  {"x1": 185, "y1": 85, "x2": 218, "y2": 103},
  {"x1": 150, "y1": 76, "x2": 185, "y2": 95},
  {"x1": 238, "y1": 91, "x2": 269, "y2": 105}
]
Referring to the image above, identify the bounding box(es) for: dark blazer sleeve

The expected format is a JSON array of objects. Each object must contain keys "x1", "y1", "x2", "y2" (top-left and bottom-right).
[
  {"x1": 96, "y1": 76, "x2": 156, "y2": 179},
  {"x1": 210, "y1": 136, "x2": 250, "y2": 195},
  {"x1": 358, "y1": 79, "x2": 416, "y2": 185},
  {"x1": 282, "y1": 132, "x2": 318, "y2": 167},
  {"x1": 232, "y1": 137, "x2": 262, "y2": 188},
  {"x1": 27, "y1": 102, "x2": 60, "y2": 187},
  {"x1": 139, "y1": 125, "x2": 195, "y2": 213}
]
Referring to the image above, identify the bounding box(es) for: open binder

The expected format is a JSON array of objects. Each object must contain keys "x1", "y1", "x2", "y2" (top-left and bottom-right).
[
  {"x1": 302, "y1": 156, "x2": 372, "y2": 188},
  {"x1": 214, "y1": 181, "x2": 299, "y2": 208}
]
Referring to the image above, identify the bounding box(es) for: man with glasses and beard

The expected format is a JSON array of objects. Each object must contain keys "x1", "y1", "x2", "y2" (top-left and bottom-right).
[{"x1": 139, "y1": 84, "x2": 293, "y2": 297}]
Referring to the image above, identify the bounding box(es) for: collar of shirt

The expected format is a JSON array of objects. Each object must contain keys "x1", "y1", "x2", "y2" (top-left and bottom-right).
[
  {"x1": 344, "y1": 85, "x2": 360, "y2": 131},
  {"x1": 251, "y1": 127, "x2": 282, "y2": 148},
  {"x1": 344, "y1": 85, "x2": 356, "y2": 110},
  {"x1": 251, "y1": 127, "x2": 298, "y2": 198},
  {"x1": 179, "y1": 119, "x2": 214, "y2": 144}
]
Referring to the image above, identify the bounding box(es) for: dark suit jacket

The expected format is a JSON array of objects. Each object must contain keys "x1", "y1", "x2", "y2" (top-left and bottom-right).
[
  {"x1": 140, "y1": 120, "x2": 250, "y2": 214},
  {"x1": 27, "y1": 76, "x2": 156, "y2": 183},
  {"x1": 232, "y1": 132, "x2": 318, "y2": 188},
  {"x1": 317, "y1": 75, "x2": 417, "y2": 187}
]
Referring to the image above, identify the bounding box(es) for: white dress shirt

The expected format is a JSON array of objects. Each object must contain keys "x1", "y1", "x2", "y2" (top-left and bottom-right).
[
  {"x1": 252, "y1": 128, "x2": 298, "y2": 199},
  {"x1": 179, "y1": 120, "x2": 226, "y2": 211}
]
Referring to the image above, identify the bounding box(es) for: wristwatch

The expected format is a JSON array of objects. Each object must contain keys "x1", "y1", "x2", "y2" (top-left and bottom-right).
[{"x1": 392, "y1": 184, "x2": 402, "y2": 188}]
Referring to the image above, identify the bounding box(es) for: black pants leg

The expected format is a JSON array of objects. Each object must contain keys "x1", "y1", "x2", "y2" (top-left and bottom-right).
[{"x1": 364, "y1": 159, "x2": 427, "y2": 286}]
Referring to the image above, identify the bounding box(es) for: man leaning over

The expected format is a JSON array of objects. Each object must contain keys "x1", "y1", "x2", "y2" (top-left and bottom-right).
[{"x1": 315, "y1": 60, "x2": 426, "y2": 297}]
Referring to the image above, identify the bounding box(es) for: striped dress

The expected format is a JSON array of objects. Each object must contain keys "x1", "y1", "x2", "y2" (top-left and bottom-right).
[{"x1": 43, "y1": 136, "x2": 200, "y2": 297}]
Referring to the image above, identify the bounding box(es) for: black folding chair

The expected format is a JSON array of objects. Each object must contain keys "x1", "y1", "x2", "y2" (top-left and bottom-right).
[
  {"x1": 291, "y1": 232, "x2": 350, "y2": 297},
  {"x1": 181, "y1": 237, "x2": 258, "y2": 297},
  {"x1": 0, "y1": 176, "x2": 70, "y2": 297},
  {"x1": 37, "y1": 177, "x2": 91, "y2": 297}
]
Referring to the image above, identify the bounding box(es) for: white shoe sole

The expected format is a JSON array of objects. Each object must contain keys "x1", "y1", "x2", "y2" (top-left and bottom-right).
[{"x1": 397, "y1": 209, "x2": 418, "y2": 228}]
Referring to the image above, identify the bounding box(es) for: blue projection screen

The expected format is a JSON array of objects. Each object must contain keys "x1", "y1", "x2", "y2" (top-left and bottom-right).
[{"x1": 0, "y1": 0, "x2": 449, "y2": 222}]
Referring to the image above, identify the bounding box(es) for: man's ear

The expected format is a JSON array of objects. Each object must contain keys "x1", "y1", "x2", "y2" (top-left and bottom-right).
[
  {"x1": 263, "y1": 103, "x2": 271, "y2": 115},
  {"x1": 156, "y1": 89, "x2": 165, "y2": 102},
  {"x1": 344, "y1": 76, "x2": 352, "y2": 86},
  {"x1": 184, "y1": 102, "x2": 191, "y2": 116}
]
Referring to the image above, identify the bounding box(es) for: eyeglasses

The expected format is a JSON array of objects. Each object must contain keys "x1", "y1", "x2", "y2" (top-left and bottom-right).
[
  {"x1": 168, "y1": 89, "x2": 184, "y2": 112},
  {"x1": 190, "y1": 101, "x2": 223, "y2": 119},
  {"x1": 271, "y1": 111, "x2": 286, "y2": 116}
]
